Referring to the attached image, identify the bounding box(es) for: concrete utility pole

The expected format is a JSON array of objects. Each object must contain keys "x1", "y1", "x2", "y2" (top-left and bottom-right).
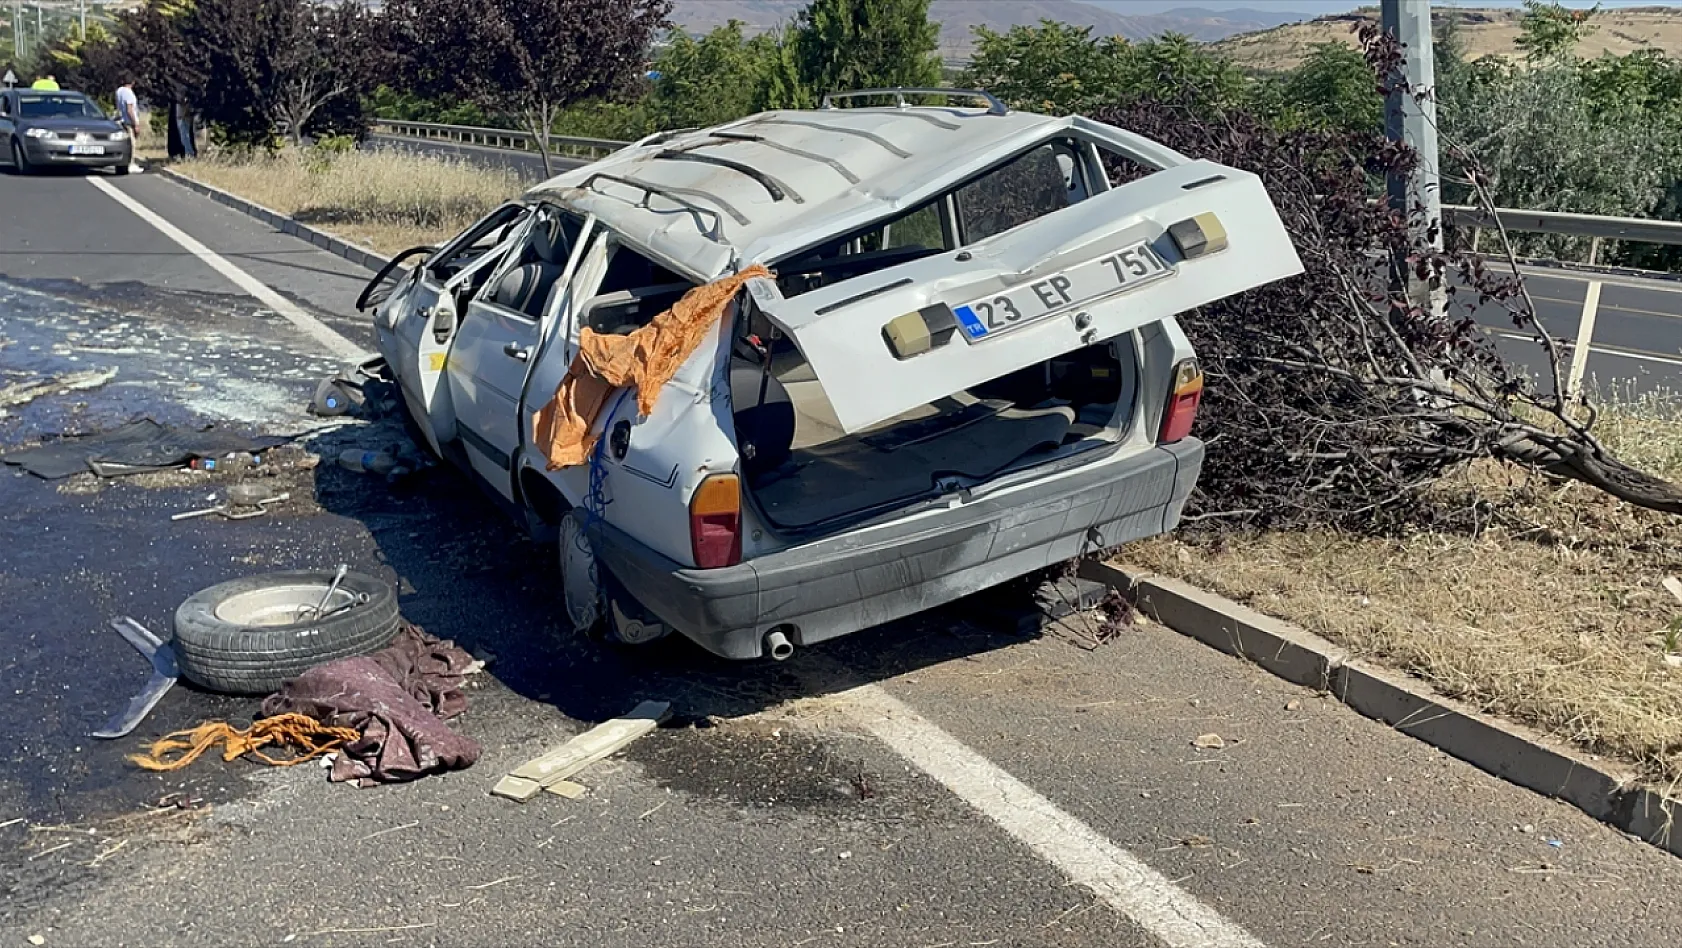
[
  {"x1": 79, "y1": 0, "x2": 85, "y2": 40},
  {"x1": 1382, "y1": 0, "x2": 1446, "y2": 316}
]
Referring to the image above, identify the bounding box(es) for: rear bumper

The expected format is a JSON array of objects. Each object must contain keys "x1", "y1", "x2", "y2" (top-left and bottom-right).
[{"x1": 593, "y1": 438, "x2": 1203, "y2": 659}]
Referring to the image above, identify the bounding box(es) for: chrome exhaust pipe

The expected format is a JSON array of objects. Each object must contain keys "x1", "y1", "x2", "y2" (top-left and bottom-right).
[{"x1": 764, "y1": 629, "x2": 795, "y2": 661}]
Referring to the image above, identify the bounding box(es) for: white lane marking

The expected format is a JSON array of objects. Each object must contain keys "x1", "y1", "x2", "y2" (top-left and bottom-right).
[
  {"x1": 1567, "y1": 280, "x2": 1602, "y2": 398},
  {"x1": 834, "y1": 682, "x2": 1264, "y2": 948},
  {"x1": 87, "y1": 176, "x2": 367, "y2": 363},
  {"x1": 1490, "y1": 329, "x2": 1682, "y2": 368}
]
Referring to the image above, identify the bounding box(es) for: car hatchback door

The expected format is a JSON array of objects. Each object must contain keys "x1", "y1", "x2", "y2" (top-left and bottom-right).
[{"x1": 750, "y1": 155, "x2": 1304, "y2": 435}]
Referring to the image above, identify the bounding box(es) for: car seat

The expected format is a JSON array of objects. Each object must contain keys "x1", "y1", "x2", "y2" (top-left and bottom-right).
[{"x1": 492, "y1": 222, "x2": 567, "y2": 318}]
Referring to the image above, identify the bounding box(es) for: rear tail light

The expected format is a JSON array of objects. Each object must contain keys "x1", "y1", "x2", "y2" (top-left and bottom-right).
[
  {"x1": 1159, "y1": 359, "x2": 1204, "y2": 443},
  {"x1": 689, "y1": 473, "x2": 742, "y2": 569}
]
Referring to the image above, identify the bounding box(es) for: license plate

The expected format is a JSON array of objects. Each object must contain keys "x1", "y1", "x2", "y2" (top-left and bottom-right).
[
  {"x1": 69, "y1": 144, "x2": 105, "y2": 156},
  {"x1": 953, "y1": 241, "x2": 1173, "y2": 342}
]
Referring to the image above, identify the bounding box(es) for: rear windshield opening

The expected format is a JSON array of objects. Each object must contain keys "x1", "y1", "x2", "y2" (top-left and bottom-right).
[{"x1": 728, "y1": 327, "x2": 1138, "y2": 532}]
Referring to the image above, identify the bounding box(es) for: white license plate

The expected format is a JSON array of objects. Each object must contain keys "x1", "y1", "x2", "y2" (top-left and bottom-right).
[
  {"x1": 953, "y1": 241, "x2": 1174, "y2": 342},
  {"x1": 69, "y1": 144, "x2": 105, "y2": 156}
]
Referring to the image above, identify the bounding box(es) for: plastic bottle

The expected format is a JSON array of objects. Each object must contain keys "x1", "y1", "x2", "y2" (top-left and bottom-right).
[{"x1": 337, "y1": 449, "x2": 398, "y2": 475}]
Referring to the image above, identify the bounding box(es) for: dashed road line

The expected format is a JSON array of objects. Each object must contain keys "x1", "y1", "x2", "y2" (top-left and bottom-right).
[{"x1": 87, "y1": 176, "x2": 368, "y2": 363}]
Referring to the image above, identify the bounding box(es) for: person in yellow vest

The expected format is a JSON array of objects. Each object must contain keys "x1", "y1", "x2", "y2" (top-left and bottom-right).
[{"x1": 30, "y1": 74, "x2": 59, "y2": 90}]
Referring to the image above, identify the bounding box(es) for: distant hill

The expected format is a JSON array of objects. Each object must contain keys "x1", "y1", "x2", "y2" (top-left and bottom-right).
[
  {"x1": 667, "y1": 1, "x2": 1323, "y2": 60},
  {"x1": 1216, "y1": 5, "x2": 1682, "y2": 72}
]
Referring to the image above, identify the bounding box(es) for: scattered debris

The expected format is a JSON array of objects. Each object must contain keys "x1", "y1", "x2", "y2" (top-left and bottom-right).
[
  {"x1": 308, "y1": 364, "x2": 399, "y2": 419},
  {"x1": 1521, "y1": 823, "x2": 1535, "y2": 834},
  {"x1": 1178, "y1": 834, "x2": 1214, "y2": 849},
  {"x1": 1191, "y1": 733, "x2": 1227, "y2": 750},
  {"x1": 0, "y1": 367, "x2": 118, "y2": 417},
  {"x1": 492, "y1": 700, "x2": 672, "y2": 802},
  {"x1": 27, "y1": 934, "x2": 44, "y2": 946},
  {"x1": 261, "y1": 625, "x2": 481, "y2": 786},
  {"x1": 357, "y1": 821, "x2": 420, "y2": 843},
  {"x1": 170, "y1": 491, "x2": 289, "y2": 521},
  {"x1": 174, "y1": 569, "x2": 400, "y2": 695},
  {"x1": 1, "y1": 418, "x2": 286, "y2": 479},
  {"x1": 91, "y1": 617, "x2": 178, "y2": 740},
  {"x1": 1034, "y1": 574, "x2": 1135, "y2": 650},
  {"x1": 548, "y1": 780, "x2": 587, "y2": 800},
  {"x1": 1285, "y1": 700, "x2": 1302, "y2": 712},
  {"x1": 127, "y1": 713, "x2": 361, "y2": 771}
]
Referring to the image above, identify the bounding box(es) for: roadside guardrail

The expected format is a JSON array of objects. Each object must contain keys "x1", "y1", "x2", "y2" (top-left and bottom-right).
[
  {"x1": 368, "y1": 119, "x2": 627, "y2": 162},
  {"x1": 1443, "y1": 204, "x2": 1682, "y2": 265}
]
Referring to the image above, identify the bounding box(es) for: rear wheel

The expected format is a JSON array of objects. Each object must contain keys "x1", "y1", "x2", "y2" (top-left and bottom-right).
[{"x1": 558, "y1": 510, "x2": 670, "y2": 647}]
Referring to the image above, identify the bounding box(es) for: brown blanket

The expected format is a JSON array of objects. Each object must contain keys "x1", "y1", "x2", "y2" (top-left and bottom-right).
[{"x1": 260, "y1": 624, "x2": 481, "y2": 787}]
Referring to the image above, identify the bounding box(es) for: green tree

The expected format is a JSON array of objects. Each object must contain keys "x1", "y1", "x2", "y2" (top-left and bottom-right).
[
  {"x1": 1440, "y1": 58, "x2": 1682, "y2": 254},
  {"x1": 1515, "y1": 0, "x2": 1597, "y2": 62},
  {"x1": 1279, "y1": 42, "x2": 1383, "y2": 133},
  {"x1": 43, "y1": 22, "x2": 124, "y2": 98},
  {"x1": 388, "y1": 0, "x2": 671, "y2": 175},
  {"x1": 791, "y1": 0, "x2": 941, "y2": 104},
  {"x1": 959, "y1": 20, "x2": 1129, "y2": 114},
  {"x1": 650, "y1": 21, "x2": 779, "y2": 129},
  {"x1": 1116, "y1": 34, "x2": 1247, "y2": 115},
  {"x1": 1577, "y1": 48, "x2": 1682, "y2": 115},
  {"x1": 757, "y1": 24, "x2": 807, "y2": 110}
]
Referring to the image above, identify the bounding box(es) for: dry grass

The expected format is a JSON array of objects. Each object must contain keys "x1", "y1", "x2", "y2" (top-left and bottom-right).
[
  {"x1": 1217, "y1": 7, "x2": 1682, "y2": 72},
  {"x1": 1129, "y1": 391, "x2": 1682, "y2": 784},
  {"x1": 172, "y1": 146, "x2": 525, "y2": 256}
]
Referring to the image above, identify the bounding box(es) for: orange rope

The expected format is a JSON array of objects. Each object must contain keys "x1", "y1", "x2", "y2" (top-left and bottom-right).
[{"x1": 128, "y1": 713, "x2": 360, "y2": 772}]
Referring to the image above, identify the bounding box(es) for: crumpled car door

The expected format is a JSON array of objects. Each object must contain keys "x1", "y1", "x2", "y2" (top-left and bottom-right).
[{"x1": 749, "y1": 159, "x2": 1304, "y2": 435}]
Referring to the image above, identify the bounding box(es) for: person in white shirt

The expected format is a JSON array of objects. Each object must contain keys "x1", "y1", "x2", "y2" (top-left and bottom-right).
[{"x1": 115, "y1": 81, "x2": 139, "y2": 137}]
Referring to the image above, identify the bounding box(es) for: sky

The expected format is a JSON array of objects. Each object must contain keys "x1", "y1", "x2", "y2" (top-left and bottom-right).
[{"x1": 1084, "y1": 1, "x2": 1677, "y2": 13}]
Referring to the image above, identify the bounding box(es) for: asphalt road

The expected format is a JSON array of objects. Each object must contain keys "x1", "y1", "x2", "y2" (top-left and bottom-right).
[{"x1": 3, "y1": 166, "x2": 1682, "y2": 947}]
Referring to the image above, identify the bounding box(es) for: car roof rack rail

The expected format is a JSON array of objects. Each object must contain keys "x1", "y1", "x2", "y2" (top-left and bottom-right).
[
  {"x1": 819, "y1": 88, "x2": 1009, "y2": 116},
  {"x1": 580, "y1": 172, "x2": 747, "y2": 241},
  {"x1": 653, "y1": 149, "x2": 803, "y2": 203}
]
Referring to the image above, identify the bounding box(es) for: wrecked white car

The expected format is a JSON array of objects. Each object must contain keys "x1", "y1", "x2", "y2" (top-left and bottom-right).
[{"x1": 363, "y1": 89, "x2": 1304, "y2": 661}]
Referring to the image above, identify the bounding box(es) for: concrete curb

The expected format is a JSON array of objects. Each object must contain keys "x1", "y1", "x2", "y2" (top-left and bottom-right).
[
  {"x1": 1080, "y1": 560, "x2": 1682, "y2": 860},
  {"x1": 153, "y1": 166, "x2": 393, "y2": 274}
]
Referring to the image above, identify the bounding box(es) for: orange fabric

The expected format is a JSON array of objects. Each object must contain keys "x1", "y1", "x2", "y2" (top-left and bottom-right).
[{"x1": 532, "y1": 264, "x2": 771, "y2": 470}]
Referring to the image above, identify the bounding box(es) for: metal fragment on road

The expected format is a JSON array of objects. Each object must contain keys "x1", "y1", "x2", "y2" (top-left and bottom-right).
[{"x1": 91, "y1": 617, "x2": 179, "y2": 739}]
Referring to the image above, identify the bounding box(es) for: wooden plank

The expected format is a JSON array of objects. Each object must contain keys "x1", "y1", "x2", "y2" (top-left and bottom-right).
[
  {"x1": 545, "y1": 779, "x2": 587, "y2": 800},
  {"x1": 491, "y1": 775, "x2": 543, "y2": 802},
  {"x1": 492, "y1": 701, "x2": 670, "y2": 802}
]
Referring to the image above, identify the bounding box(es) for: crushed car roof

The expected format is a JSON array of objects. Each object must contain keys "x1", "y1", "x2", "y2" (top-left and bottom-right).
[{"x1": 529, "y1": 105, "x2": 1076, "y2": 278}]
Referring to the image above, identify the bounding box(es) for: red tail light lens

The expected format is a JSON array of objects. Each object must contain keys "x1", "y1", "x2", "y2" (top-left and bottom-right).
[
  {"x1": 1160, "y1": 359, "x2": 1204, "y2": 443},
  {"x1": 689, "y1": 474, "x2": 742, "y2": 569}
]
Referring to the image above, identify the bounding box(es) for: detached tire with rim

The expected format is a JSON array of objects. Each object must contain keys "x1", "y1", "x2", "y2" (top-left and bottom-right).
[{"x1": 173, "y1": 569, "x2": 401, "y2": 694}]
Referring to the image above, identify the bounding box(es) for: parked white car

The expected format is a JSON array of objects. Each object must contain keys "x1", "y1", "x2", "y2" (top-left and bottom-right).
[{"x1": 363, "y1": 89, "x2": 1304, "y2": 661}]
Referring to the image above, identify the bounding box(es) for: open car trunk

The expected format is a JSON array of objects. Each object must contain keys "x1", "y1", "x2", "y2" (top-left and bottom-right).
[{"x1": 731, "y1": 333, "x2": 1135, "y2": 532}]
